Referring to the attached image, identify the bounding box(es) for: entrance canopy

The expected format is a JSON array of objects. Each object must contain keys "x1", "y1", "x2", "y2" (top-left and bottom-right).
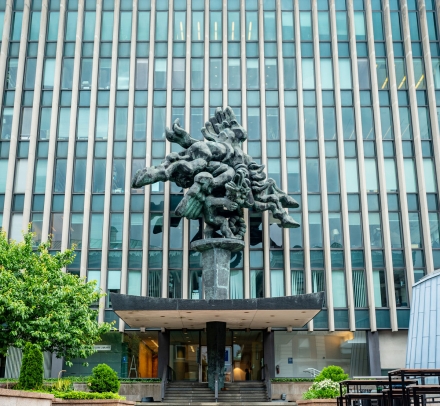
[{"x1": 111, "y1": 292, "x2": 324, "y2": 329}]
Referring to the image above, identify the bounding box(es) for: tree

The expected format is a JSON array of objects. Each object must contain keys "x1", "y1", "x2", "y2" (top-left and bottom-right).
[{"x1": 0, "y1": 230, "x2": 113, "y2": 364}]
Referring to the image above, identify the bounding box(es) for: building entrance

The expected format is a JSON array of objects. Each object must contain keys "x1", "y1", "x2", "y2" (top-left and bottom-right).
[
  {"x1": 169, "y1": 330, "x2": 263, "y2": 382},
  {"x1": 229, "y1": 330, "x2": 263, "y2": 381}
]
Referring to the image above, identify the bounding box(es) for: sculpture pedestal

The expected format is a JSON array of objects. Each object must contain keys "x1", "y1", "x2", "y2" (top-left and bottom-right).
[
  {"x1": 191, "y1": 238, "x2": 244, "y2": 300},
  {"x1": 190, "y1": 238, "x2": 244, "y2": 390}
]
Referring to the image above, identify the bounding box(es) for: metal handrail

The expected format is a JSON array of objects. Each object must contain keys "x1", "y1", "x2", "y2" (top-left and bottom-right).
[
  {"x1": 214, "y1": 372, "x2": 219, "y2": 403},
  {"x1": 263, "y1": 364, "x2": 272, "y2": 401}
]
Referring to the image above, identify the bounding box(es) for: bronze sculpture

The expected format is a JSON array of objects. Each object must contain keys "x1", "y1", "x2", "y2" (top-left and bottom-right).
[{"x1": 131, "y1": 106, "x2": 300, "y2": 239}]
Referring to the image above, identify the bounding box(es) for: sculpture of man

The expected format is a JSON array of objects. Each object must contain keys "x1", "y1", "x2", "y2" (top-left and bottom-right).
[{"x1": 132, "y1": 107, "x2": 299, "y2": 239}]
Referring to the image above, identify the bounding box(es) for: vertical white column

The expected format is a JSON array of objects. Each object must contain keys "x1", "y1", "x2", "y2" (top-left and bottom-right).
[
  {"x1": 61, "y1": 0, "x2": 84, "y2": 252},
  {"x1": 312, "y1": 0, "x2": 334, "y2": 332},
  {"x1": 240, "y1": 0, "x2": 250, "y2": 298},
  {"x1": 276, "y1": 0, "x2": 292, "y2": 297},
  {"x1": 222, "y1": 0, "x2": 227, "y2": 107},
  {"x1": 79, "y1": 0, "x2": 103, "y2": 278},
  {"x1": 294, "y1": 0, "x2": 312, "y2": 330},
  {"x1": 382, "y1": 0, "x2": 415, "y2": 301},
  {"x1": 119, "y1": 1, "x2": 137, "y2": 331},
  {"x1": 23, "y1": 0, "x2": 49, "y2": 227},
  {"x1": 41, "y1": 0, "x2": 66, "y2": 241},
  {"x1": 0, "y1": 0, "x2": 13, "y2": 120},
  {"x1": 161, "y1": 0, "x2": 174, "y2": 298},
  {"x1": 142, "y1": 0, "x2": 156, "y2": 297},
  {"x1": 98, "y1": 0, "x2": 120, "y2": 323},
  {"x1": 182, "y1": 0, "x2": 191, "y2": 299},
  {"x1": 418, "y1": 0, "x2": 440, "y2": 272},
  {"x1": 2, "y1": 0, "x2": 31, "y2": 235},
  {"x1": 400, "y1": 0, "x2": 434, "y2": 275},
  {"x1": 328, "y1": 0, "x2": 356, "y2": 331},
  {"x1": 258, "y1": 0, "x2": 271, "y2": 298},
  {"x1": 204, "y1": 0, "x2": 209, "y2": 120},
  {"x1": 334, "y1": 0, "x2": 376, "y2": 331},
  {"x1": 365, "y1": 0, "x2": 398, "y2": 331}
]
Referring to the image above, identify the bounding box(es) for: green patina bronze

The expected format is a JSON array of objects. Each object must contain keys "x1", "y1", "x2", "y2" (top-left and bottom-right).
[{"x1": 132, "y1": 106, "x2": 299, "y2": 240}]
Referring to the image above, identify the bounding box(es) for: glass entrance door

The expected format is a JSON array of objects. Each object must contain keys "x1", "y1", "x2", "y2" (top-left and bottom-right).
[
  {"x1": 231, "y1": 330, "x2": 263, "y2": 381},
  {"x1": 169, "y1": 330, "x2": 200, "y2": 381}
]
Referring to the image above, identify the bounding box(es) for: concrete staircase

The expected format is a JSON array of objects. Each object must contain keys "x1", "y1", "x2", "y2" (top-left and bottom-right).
[
  {"x1": 218, "y1": 381, "x2": 270, "y2": 403},
  {"x1": 163, "y1": 381, "x2": 214, "y2": 403},
  {"x1": 162, "y1": 380, "x2": 270, "y2": 404}
]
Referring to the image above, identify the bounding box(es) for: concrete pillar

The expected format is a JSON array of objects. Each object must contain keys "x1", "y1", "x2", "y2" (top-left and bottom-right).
[
  {"x1": 263, "y1": 329, "x2": 275, "y2": 378},
  {"x1": 367, "y1": 331, "x2": 381, "y2": 376},
  {"x1": 206, "y1": 321, "x2": 226, "y2": 391},
  {"x1": 158, "y1": 329, "x2": 170, "y2": 380}
]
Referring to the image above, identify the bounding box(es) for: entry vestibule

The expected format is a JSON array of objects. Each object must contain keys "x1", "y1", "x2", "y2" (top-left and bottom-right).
[{"x1": 169, "y1": 330, "x2": 264, "y2": 382}]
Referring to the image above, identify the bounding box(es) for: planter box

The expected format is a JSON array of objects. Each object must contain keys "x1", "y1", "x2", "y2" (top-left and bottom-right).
[
  {"x1": 297, "y1": 398, "x2": 338, "y2": 406},
  {"x1": 53, "y1": 400, "x2": 135, "y2": 406},
  {"x1": 271, "y1": 382, "x2": 313, "y2": 402},
  {"x1": 73, "y1": 382, "x2": 161, "y2": 402},
  {"x1": 0, "y1": 388, "x2": 54, "y2": 406}
]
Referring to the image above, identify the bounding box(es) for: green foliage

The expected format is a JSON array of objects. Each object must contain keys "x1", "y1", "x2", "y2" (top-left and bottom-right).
[
  {"x1": 0, "y1": 230, "x2": 113, "y2": 362},
  {"x1": 302, "y1": 379, "x2": 341, "y2": 399},
  {"x1": 314, "y1": 365, "x2": 348, "y2": 383},
  {"x1": 51, "y1": 390, "x2": 124, "y2": 400},
  {"x1": 17, "y1": 343, "x2": 43, "y2": 390},
  {"x1": 87, "y1": 364, "x2": 120, "y2": 393},
  {"x1": 271, "y1": 378, "x2": 315, "y2": 382}
]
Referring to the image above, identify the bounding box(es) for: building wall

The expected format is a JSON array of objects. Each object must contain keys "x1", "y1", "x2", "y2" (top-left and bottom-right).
[
  {"x1": 378, "y1": 330, "x2": 407, "y2": 371},
  {"x1": 0, "y1": 0, "x2": 439, "y2": 334}
]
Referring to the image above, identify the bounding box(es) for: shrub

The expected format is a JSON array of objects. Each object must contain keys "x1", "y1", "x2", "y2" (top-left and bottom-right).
[
  {"x1": 51, "y1": 378, "x2": 72, "y2": 392},
  {"x1": 87, "y1": 364, "x2": 120, "y2": 393},
  {"x1": 52, "y1": 390, "x2": 124, "y2": 400},
  {"x1": 314, "y1": 365, "x2": 348, "y2": 383},
  {"x1": 17, "y1": 343, "x2": 44, "y2": 390},
  {"x1": 302, "y1": 379, "x2": 341, "y2": 399}
]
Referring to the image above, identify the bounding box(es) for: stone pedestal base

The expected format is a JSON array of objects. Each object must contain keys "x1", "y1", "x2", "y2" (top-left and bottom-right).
[
  {"x1": 206, "y1": 321, "x2": 226, "y2": 391},
  {"x1": 191, "y1": 238, "x2": 244, "y2": 300}
]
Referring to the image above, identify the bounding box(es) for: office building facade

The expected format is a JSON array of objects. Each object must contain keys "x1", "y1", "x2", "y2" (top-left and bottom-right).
[{"x1": 1, "y1": 0, "x2": 439, "y2": 379}]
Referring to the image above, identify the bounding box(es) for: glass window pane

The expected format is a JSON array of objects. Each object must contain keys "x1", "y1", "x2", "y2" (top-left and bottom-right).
[
  {"x1": 119, "y1": 11, "x2": 132, "y2": 41},
  {"x1": 101, "y1": 11, "x2": 114, "y2": 40},
  {"x1": 156, "y1": 11, "x2": 168, "y2": 40},
  {"x1": 302, "y1": 59, "x2": 314, "y2": 89},
  {"x1": 246, "y1": 11, "x2": 258, "y2": 41},
  {"x1": 318, "y1": 12, "x2": 330, "y2": 40},
  {"x1": 339, "y1": 59, "x2": 352, "y2": 89},
  {"x1": 320, "y1": 59, "x2": 333, "y2": 89},
  {"x1": 281, "y1": 11, "x2": 294, "y2": 40},
  {"x1": 404, "y1": 159, "x2": 417, "y2": 193},
  {"x1": 336, "y1": 12, "x2": 348, "y2": 40},
  {"x1": 192, "y1": 11, "x2": 204, "y2": 41},
  {"x1": 300, "y1": 12, "x2": 312, "y2": 40},
  {"x1": 332, "y1": 271, "x2": 347, "y2": 307},
  {"x1": 210, "y1": 11, "x2": 222, "y2": 41},
  {"x1": 228, "y1": 11, "x2": 240, "y2": 41},
  {"x1": 264, "y1": 11, "x2": 276, "y2": 40},
  {"x1": 137, "y1": 11, "x2": 150, "y2": 40}
]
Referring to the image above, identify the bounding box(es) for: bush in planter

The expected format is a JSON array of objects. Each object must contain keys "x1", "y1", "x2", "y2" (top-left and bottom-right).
[
  {"x1": 314, "y1": 366, "x2": 348, "y2": 383},
  {"x1": 52, "y1": 390, "x2": 124, "y2": 400},
  {"x1": 302, "y1": 379, "x2": 341, "y2": 399},
  {"x1": 17, "y1": 343, "x2": 44, "y2": 390},
  {"x1": 87, "y1": 364, "x2": 120, "y2": 393}
]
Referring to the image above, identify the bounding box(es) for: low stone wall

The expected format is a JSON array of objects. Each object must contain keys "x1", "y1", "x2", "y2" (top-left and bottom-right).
[
  {"x1": 297, "y1": 398, "x2": 338, "y2": 406},
  {"x1": 271, "y1": 382, "x2": 313, "y2": 402},
  {"x1": 0, "y1": 388, "x2": 54, "y2": 406},
  {"x1": 52, "y1": 400, "x2": 135, "y2": 406},
  {"x1": 73, "y1": 383, "x2": 161, "y2": 402}
]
